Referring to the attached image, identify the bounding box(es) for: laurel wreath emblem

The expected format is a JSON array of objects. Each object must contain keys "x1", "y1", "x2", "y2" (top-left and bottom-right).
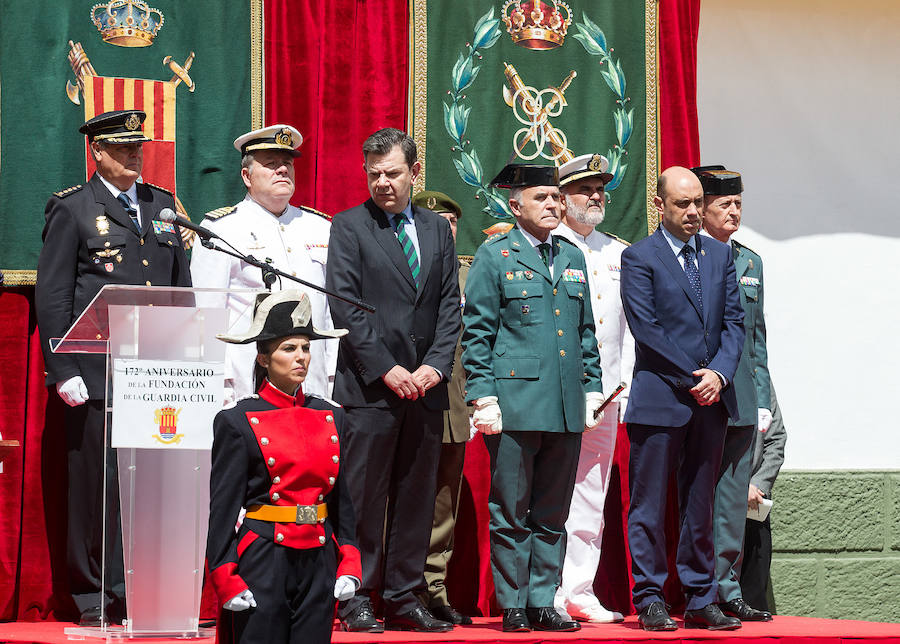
[{"x1": 443, "y1": 7, "x2": 632, "y2": 219}]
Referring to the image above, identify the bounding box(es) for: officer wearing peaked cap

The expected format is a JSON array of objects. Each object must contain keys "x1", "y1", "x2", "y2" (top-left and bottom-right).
[
  {"x1": 553, "y1": 153, "x2": 632, "y2": 624},
  {"x1": 695, "y1": 165, "x2": 773, "y2": 623},
  {"x1": 190, "y1": 124, "x2": 338, "y2": 405},
  {"x1": 461, "y1": 163, "x2": 604, "y2": 633},
  {"x1": 34, "y1": 109, "x2": 191, "y2": 625}
]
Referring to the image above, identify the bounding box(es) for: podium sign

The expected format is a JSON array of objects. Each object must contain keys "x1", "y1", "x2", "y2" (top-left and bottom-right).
[{"x1": 111, "y1": 359, "x2": 222, "y2": 449}]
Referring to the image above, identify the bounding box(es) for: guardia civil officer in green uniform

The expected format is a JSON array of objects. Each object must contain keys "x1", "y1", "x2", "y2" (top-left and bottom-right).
[
  {"x1": 461, "y1": 164, "x2": 605, "y2": 633},
  {"x1": 694, "y1": 166, "x2": 773, "y2": 623}
]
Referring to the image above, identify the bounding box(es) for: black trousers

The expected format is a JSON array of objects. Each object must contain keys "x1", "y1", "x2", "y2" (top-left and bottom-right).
[
  {"x1": 740, "y1": 516, "x2": 773, "y2": 612},
  {"x1": 338, "y1": 401, "x2": 443, "y2": 616},
  {"x1": 224, "y1": 536, "x2": 337, "y2": 644},
  {"x1": 64, "y1": 400, "x2": 125, "y2": 617}
]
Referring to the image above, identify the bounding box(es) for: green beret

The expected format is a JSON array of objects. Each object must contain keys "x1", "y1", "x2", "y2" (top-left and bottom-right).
[{"x1": 413, "y1": 190, "x2": 462, "y2": 219}]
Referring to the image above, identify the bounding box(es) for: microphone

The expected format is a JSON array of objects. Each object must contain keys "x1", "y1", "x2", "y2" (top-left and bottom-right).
[{"x1": 159, "y1": 207, "x2": 220, "y2": 240}]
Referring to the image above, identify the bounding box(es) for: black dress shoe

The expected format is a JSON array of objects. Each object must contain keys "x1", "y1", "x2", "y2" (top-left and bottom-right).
[
  {"x1": 430, "y1": 604, "x2": 473, "y2": 625},
  {"x1": 638, "y1": 601, "x2": 678, "y2": 631},
  {"x1": 385, "y1": 605, "x2": 453, "y2": 632},
  {"x1": 526, "y1": 607, "x2": 580, "y2": 632},
  {"x1": 684, "y1": 603, "x2": 742, "y2": 630},
  {"x1": 720, "y1": 598, "x2": 773, "y2": 622},
  {"x1": 341, "y1": 600, "x2": 384, "y2": 633},
  {"x1": 502, "y1": 608, "x2": 530, "y2": 632},
  {"x1": 78, "y1": 606, "x2": 103, "y2": 627}
]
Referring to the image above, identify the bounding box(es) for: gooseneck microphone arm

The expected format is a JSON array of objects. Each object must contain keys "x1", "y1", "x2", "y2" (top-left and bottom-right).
[{"x1": 161, "y1": 209, "x2": 375, "y2": 314}]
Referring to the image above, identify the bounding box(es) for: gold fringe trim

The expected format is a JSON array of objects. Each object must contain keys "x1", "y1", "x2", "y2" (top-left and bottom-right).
[
  {"x1": 250, "y1": 0, "x2": 264, "y2": 128},
  {"x1": 410, "y1": 0, "x2": 428, "y2": 195},
  {"x1": 1, "y1": 270, "x2": 37, "y2": 287},
  {"x1": 645, "y1": 0, "x2": 660, "y2": 235}
]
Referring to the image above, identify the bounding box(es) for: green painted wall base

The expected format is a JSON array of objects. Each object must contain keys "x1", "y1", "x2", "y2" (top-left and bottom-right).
[{"x1": 771, "y1": 471, "x2": 900, "y2": 622}]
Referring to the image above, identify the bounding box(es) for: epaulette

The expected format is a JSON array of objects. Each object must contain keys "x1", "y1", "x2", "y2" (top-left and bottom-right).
[
  {"x1": 53, "y1": 185, "x2": 83, "y2": 198},
  {"x1": 144, "y1": 182, "x2": 173, "y2": 196},
  {"x1": 733, "y1": 239, "x2": 760, "y2": 257},
  {"x1": 306, "y1": 393, "x2": 343, "y2": 408},
  {"x1": 601, "y1": 231, "x2": 631, "y2": 246},
  {"x1": 300, "y1": 205, "x2": 333, "y2": 221},
  {"x1": 205, "y1": 205, "x2": 238, "y2": 221},
  {"x1": 483, "y1": 231, "x2": 509, "y2": 244}
]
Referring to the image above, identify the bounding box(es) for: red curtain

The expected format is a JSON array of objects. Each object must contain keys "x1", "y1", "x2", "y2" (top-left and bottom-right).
[{"x1": 0, "y1": 0, "x2": 700, "y2": 622}]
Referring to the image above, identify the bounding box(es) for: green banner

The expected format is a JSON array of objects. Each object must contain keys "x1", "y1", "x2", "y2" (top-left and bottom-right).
[
  {"x1": 0, "y1": 1, "x2": 259, "y2": 279},
  {"x1": 411, "y1": 0, "x2": 656, "y2": 257}
]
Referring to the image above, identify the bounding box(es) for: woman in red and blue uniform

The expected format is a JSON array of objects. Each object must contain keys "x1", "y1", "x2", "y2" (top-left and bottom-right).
[{"x1": 206, "y1": 290, "x2": 360, "y2": 643}]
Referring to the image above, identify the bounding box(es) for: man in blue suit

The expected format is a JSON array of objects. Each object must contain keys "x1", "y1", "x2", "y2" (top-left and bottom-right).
[{"x1": 620, "y1": 166, "x2": 745, "y2": 631}]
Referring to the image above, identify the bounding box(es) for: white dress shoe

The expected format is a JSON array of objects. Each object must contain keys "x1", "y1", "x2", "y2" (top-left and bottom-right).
[{"x1": 566, "y1": 603, "x2": 624, "y2": 623}]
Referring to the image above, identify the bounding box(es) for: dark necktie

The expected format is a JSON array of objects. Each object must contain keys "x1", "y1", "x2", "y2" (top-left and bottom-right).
[
  {"x1": 117, "y1": 192, "x2": 141, "y2": 233},
  {"x1": 393, "y1": 214, "x2": 419, "y2": 287},
  {"x1": 681, "y1": 244, "x2": 703, "y2": 312},
  {"x1": 538, "y1": 242, "x2": 551, "y2": 268}
]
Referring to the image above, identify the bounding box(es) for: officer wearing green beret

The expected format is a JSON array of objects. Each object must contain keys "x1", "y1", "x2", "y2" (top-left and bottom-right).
[
  {"x1": 461, "y1": 164, "x2": 604, "y2": 633},
  {"x1": 694, "y1": 165, "x2": 773, "y2": 623},
  {"x1": 411, "y1": 190, "x2": 473, "y2": 626}
]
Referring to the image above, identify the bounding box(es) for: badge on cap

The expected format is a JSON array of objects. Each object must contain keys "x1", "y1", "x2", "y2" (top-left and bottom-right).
[
  {"x1": 274, "y1": 128, "x2": 293, "y2": 148},
  {"x1": 124, "y1": 113, "x2": 141, "y2": 131},
  {"x1": 588, "y1": 155, "x2": 604, "y2": 171}
]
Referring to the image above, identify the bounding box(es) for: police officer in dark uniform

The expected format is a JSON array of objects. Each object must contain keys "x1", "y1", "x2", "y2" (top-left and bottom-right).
[
  {"x1": 207, "y1": 290, "x2": 361, "y2": 644},
  {"x1": 34, "y1": 109, "x2": 191, "y2": 624}
]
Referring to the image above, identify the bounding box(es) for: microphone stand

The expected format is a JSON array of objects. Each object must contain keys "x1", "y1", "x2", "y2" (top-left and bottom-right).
[{"x1": 199, "y1": 237, "x2": 375, "y2": 314}]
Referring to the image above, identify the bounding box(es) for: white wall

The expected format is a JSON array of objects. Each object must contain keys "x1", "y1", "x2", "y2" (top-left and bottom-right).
[{"x1": 697, "y1": 0, "x2": 900, "y2": 469}]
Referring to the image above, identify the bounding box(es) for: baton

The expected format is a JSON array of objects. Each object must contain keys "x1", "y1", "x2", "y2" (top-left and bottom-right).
[{"x1": 594, "y1": 381, "x2": 627, "y2": 419}]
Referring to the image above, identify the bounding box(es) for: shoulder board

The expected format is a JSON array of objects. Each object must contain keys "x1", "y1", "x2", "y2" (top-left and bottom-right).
[
  {"x1": 733, "y1": 239, "x2": 760, "y2": 257},
  {"x1": 300, "y1": 205, "x2": 333, "y2": 221},
  {"x1": 53, "y1": 185, "x2": 83, "y2": 198},
  {"x1": 484, "y1": 231, "x2": 509, "y2": 244},
  {"x1": 601, "y1": 231, "x2": 631, "y2": 246},
  {"x1": 555, "y1": 235, "x2": 578, "y2": 248},
  {"x1": 144, "y1": 182, "x2": 173, "y2": 196},
  {"x1": 306, "y1": 393, "x2": 343, "y2": 408},
  {"x1": 204, "y1": 205, "x2": 238, "y2": 221}
]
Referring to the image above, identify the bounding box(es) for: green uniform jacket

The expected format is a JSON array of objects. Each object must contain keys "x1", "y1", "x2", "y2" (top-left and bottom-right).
[
  {"x1": 461, "y1": 227, "x2": 603, "y2": 433},
  {"x1": 729, "y1": 239, "x2": 771, "y2": 427}
]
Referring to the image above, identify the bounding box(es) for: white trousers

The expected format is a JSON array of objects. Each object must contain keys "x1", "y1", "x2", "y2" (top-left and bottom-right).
[{"x1": 555, "y1": 402, "x2": 618, "y2": 610}]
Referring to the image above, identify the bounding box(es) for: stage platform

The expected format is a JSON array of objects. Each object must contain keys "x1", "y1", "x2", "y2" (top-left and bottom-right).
[{"x1": 1, "y1": 616, "x2": 899, "y2": 644}]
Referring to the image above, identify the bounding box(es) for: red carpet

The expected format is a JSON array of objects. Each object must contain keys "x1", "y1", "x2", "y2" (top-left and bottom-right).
[{"x1": 1, "y1": 616, "x2": 899, "y2": 644}]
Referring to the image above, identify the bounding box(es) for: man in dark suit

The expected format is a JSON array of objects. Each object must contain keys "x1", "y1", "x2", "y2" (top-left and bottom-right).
[
  {"x1": 35, "y1": 109, "x2": 191, "y2": 625},
  {"x1": 325, "y1": 129, "x2": 460, "y2": 633},
  {"x1": 620, "y1": 166, "x2": 744, "y2": 631}
]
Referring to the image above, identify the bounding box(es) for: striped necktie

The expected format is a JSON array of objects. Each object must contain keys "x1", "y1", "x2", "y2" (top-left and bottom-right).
[
  {"x1": 117, "y1": 192, "x2": 141, "y2": 233},
  {"x1": 393, "y1": 213, "x2": 419, "y2": 287}
]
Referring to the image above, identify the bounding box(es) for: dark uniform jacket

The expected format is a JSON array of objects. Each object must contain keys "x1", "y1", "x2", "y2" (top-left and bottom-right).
[
  {"x1": 35, "y1": 173, "x2": 191, "y2": 397},
  {"x1": 206, "y1": 381, "x2": 361, "y2": 604}
]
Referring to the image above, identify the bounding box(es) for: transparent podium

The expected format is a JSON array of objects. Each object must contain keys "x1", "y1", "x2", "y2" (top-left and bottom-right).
[{"x1": 52, "y1": 285, "x2": 258, "y2": 640}]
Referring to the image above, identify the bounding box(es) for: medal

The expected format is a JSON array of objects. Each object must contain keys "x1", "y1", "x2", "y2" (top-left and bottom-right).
[{"x1": 96, "y1": 216, "x2": 110, "y2": 235}]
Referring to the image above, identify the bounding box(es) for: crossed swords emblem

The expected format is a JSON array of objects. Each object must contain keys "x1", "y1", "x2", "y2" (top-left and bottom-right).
[
  {"x1": 502, "y1": 62, "x2": 576, "y2": 164},
  {"x1": 65, "y1": 40, "x2": 196, "y2": 105}
]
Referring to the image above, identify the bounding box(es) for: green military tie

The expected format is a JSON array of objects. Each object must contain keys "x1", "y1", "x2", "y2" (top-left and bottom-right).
[
  {"x1": 538, "y1": 242, "x2": 551, "y2": 268},
  {"x1": 393, "y1": 213, "x2": 420, "y2": 287}
]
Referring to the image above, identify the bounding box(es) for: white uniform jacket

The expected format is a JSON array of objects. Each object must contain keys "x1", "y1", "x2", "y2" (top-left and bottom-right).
[{"x1": 190, "y1": 195, "x2": 337, "y2": 402}]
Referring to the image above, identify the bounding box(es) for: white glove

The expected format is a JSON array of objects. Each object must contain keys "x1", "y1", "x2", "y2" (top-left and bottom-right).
[
  {"x1": 584, "y1": 391, "x2": 606, "y2": 430},
  {"x1": 223, "y1": 589, "x2": 256, "y2": 612},
  {"x1": 222, "y1": 380, "x2": 236, "y2": 408},
  {"x1": 333, "y1": 575, "x2": 360, "y2": 601},
  {"x1": 473, "y1": 396, "x2": 502, "y2": 434},
  {"x1": 467, "y1": 416, "x2": 479, "y2": 441},
  {"x1": 758, "y1": 408, "x2": 773, "y2": 433},
  {"x1": 56, "y1": 376, "x2": 89, "y2": 407}
]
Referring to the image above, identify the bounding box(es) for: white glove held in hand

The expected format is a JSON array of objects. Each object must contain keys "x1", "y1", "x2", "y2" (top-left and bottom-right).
[
  {"x1": 585, "y1": 391, "x2": 606, "y2": 430},
  {"x1": 56, "y1": 376, "x2": 89, "y2": 407},
  {"x1": 758, "y1": 408, "x2": 773, "y2": 433},
  {"x1": 473, "y1": 396, "x2": 502, "y2": 434},
  {"x1": 334, "y1": 575, "x2": 360, "y2": 601},
  {"x1": 223, "y1": 589, "x2": 256, "y2": 612}
]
